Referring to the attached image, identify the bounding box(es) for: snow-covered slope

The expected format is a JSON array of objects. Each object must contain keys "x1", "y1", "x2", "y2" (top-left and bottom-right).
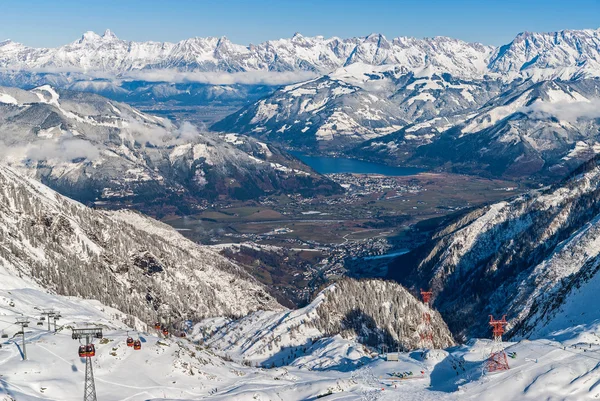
[
  {"x1": 0, "y1": 85, "x2": 340, "y2": 214},
  {"x1": 212, "y1": 68, "x2": 408, "y2": 148},
  {"x1": 0, "y1": 163, "x2": 282, "y2": 325},
  {"x1": 388, "y1": 155, "x2": 600, "y2": 339},
  {"x1": 193, "y1": 279, "x2": 454, "y2": 368},
  {"x1": 345, "y1": 77, "x2": 600, "y2": 179},
  {"x1": 5, "y1": 266, "x2": 600, "y2": 401},
  {"x1": 0, "y1": 258, "x2": 368, "y2": 401}
]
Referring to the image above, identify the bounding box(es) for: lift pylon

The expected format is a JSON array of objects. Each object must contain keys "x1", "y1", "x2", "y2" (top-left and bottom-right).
[
  {"x1": 418, "y1": 289, "x2": 434, "y2": 348},
  {"x1": 486, "y1": 315, "x2": 509, "y2": 372},
  {"x1": 15, "y1": 317, "x2": 30, "y2": 361},
  {"x1": 72, "y1": 328, "x2": 103, "y2": 401}
]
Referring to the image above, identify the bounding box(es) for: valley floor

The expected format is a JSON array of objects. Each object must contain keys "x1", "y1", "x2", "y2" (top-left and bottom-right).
[{"x1": 164, "y1": 172, "x2": 522, "y2": 306}]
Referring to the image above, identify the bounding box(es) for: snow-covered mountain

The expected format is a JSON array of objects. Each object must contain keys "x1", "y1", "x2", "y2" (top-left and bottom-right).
[
  {"x1": 4, "y1": 28, "x2": 600, "y2": 161},
  {"x1": 489, "y1": 29, "x2": 600, "y2": 80},
  {"x1": 212, "y1": 28, "x2": 600, "y2": 163},
  {"x1": 4, "y1": 28, "x2": 597, "y2": 81},
  {"x1": 387, "y1": 155, "x2": 600, "y2": 340},
  {"x1": 0, "y1": 252, "x2": 381, "y2": 401},
  {"x1": 195, "y1": 279, "x2": 454, "y2": 367},
  {"x1": 0, "y1": 85, "x2": 341, "y2": 215},
  {"x1": 0, "y1": 162, "x2": 282, "y2": 324},
  {"x1": 0, "y1": 30, "x2": 493, "y2": 78},
  {"x1": 3, "y1": 156, "x2": 600, "y2": 401},
  {"x1": 214, "y1": 63, "x2": 506, "y2": 149},
  {"x1": 353, "y1": 78, "x2": 600, "y2": 179}
]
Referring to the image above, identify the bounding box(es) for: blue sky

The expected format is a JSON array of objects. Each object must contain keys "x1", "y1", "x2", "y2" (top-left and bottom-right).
[{"x1": 1, "y1": 0, "x2": 599, "y2": 47}]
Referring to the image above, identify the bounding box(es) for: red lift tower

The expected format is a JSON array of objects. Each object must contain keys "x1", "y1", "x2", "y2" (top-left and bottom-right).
[
  {"x1": 419, "y1": 289, "x2": 434, "y2": 348},
  {"x1": 486, "y1": 315, "x2": 509, "y2": 372}
]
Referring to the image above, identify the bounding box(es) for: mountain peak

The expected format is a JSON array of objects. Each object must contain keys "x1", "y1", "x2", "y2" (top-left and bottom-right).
[
  {"x1": 78, "y1": 30, "x2": 102, "y2": 44},
  {"x1": 103, "y1": 29, "x2": 118, "y2": 40},
  {"x1": 365, "y1": 33, "x2": 386, "y2": 42}
]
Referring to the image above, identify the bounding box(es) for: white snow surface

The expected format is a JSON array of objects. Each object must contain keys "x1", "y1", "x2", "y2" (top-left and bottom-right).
[{"x1": 4, "y1": 264, "x2": 600, "y2": 400}]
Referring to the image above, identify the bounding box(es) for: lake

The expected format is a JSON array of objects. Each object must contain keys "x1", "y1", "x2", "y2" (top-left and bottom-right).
[{"x1": 291, "y1": 152, "x2": 425, "y2": 176}]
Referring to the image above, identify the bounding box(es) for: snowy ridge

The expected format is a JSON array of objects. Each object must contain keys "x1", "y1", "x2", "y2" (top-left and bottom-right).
[
  {"x1": 2, "y1": 28, "x2": 599, "y2": 82},
  {"x1": 213, "y1": 63, "x2": 504, "y2": 148},
  {"x1": 193, "y1": 279, "x2": 454, "y2": 368},
  {"x1": 489, "y1": 28, "x2": 600, "y2": 79},
  {"x1": 352, "y1": 77, "x2": 600, "y2": 178},
  {"x1": 0, "y1": 258, "x2": 366, "y2": 401},
  {"x1": 213, "y1": 70, "x2": 409, "y2": 147},
  {"x1": 0, "y1": 30, "x2": 493, "y2": 79},
  {"x1": 389, "y1": 155, "x2": 600, "y2": 339}
]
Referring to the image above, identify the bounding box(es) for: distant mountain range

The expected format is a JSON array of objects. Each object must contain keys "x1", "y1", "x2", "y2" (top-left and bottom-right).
[
  {"x1": 1, "y1": 28, "x2": 598, "y2": 106},
  {"x1": 3, "y1": 28, "x2": 600, "y2": 181},
  {"x1": 2, "y1": 29, "x2": 600, "y2": 80},
  {"x1": 211, "y1": 29, "x2": 600, "y2": 180},
  {"x1": 0, "y1": 30, "x2": 491, "y2": 78}
]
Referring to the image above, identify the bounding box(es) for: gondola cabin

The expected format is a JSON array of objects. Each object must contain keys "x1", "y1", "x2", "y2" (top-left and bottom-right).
[
  {"x1": 126, "y1": 337, "x2": 134, "y2": 347},
  {"x1": 154, "y1": 322, "x2": 161, "y2": 330},
  {"x1": 133, "y1": 340, "x2": 141, "y2": 350},
  {"x1": 162, "y1": 328, "x2": 169, "y2": 336},
  {"x1": 86, "y1": 344, "x2": 95, "y2": 357},
  {"x1": 78, "y1": 345, "x2": 86, "y2": 357}
]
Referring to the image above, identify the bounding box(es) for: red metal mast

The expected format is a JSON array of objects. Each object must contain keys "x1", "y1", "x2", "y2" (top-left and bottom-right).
[
  {"x1": 486, "y1": 315, "x2": 509, "y2": 372},
  {"x1": 420, "y1": 290, "x2": 433, "y2": 304},
  {"x1": 419, "y1": 289, "x2": 434, "y2": 348}
]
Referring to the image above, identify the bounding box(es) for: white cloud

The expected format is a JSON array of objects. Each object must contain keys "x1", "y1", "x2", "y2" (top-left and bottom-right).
[
  {"x1": 117, "y1": 70, "x2": 317, "y2": 86},
  {"x1": 0, "y1": 137, "x2": 101, "y2": 163},
  {"x1": 0, "y1": 66, "x2": 317, "y2": 86},
  {"x1": 28, "y1": 138, "x2": 101, "y2": 161},
  {"x1": 523, "y1": 99, "x2": 600, "y2": 122}
]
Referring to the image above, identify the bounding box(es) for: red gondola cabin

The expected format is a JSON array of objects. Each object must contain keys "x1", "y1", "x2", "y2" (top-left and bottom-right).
[
  {"x1": 133, "y1": 340, "x2": 141, "y2": 350},
  {"x1": 79, "y1": 344, "x2": 95, "y2": 357}
]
